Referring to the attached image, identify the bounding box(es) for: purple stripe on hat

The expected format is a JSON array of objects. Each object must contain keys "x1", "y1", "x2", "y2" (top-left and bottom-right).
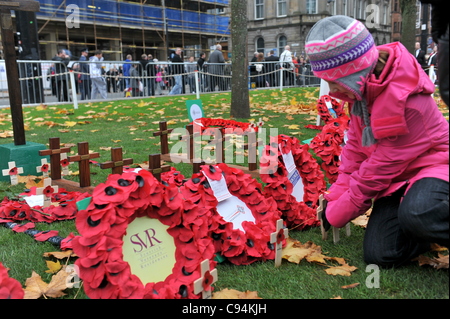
[{"x1": 310, "y1": 34, "x2": 375, "y2": 72}]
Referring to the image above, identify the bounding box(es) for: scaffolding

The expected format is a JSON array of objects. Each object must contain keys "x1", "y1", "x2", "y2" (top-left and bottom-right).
[{"x1": 20, "y1": 0, "x2": 230, "y2": 61}]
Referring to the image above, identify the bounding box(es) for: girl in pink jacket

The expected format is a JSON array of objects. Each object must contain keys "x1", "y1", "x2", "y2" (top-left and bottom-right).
[{"x1": 305, "y1": 16, "x2": 449, "y2": 267}]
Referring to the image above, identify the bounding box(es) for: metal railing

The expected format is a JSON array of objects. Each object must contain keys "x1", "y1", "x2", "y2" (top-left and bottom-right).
[{"x1": 0, "y1": 60, "x2": 321, "y2": 108}]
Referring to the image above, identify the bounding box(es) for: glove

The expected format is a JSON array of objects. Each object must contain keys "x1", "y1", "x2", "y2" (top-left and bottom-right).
[{"x1": 321, "y1": 200, "x2": 331, "y2": 232}]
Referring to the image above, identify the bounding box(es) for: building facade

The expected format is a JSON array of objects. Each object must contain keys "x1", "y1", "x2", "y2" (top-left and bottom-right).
[
  {"x1": 247, "y1": 0, "x2": 392, "y2": 60},
  {"x1": 11, "y1": 0, "x2": 231, "y2": 61}
]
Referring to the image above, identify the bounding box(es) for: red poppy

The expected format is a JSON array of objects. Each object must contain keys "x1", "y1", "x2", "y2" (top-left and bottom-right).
[
  {"x1": 0, "y1": 262, "x2": 24, "y2": 299},
  {"x1": 34, "y1": 230, "x2": 59, "y2": 241},
  {"x1": 8, "y1": 167, "x2": 18, "y2": 176},
  {"x1": 12, "y1": 222, "x2": 35, "y2": 233},
  {"x1": 60, "y1": 158, "x2": 70, "y2": 167},
  {"x1": 40, "y1": 164, "x2": 50, "y2": 173}
]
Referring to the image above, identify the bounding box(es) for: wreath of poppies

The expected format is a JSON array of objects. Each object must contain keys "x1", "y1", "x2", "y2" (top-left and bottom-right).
[
  {"x1": 181, "y1": 163, "x2": 283, "y2": 266},
  {"x1": 72, "y1": 169, "x2": 216, "y2": 299},
  {"x1": 259, "y1": 135, "x2": 326, "y2": 230},
  {"x1": 192, "y1": 118, "x2": 262, "y2": 134},
  {"x1": 309, "y1": 96, "x2": 350, "y2": 185}
]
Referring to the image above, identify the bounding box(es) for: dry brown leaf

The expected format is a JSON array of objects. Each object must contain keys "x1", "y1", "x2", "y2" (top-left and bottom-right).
[
  {"x1": 324, "y1": 263, "x2": 358, "y2": 276},
  {"x1": 23, "y1": 267, "x2": 70, "y2": 299},
  {"x1": 43, "y1": 250, "x2": 77, "y2": 259},
  {"x1": 23, "y1": 271, "x2": 48, "y2": 299},
  {"x1": 341, "y1": 283, "x2": 360, "y2": 289},
  {"x1": 44, "y1": 268, "x2": 70, "y2": 298},
  {"x1": 414, "y1": 253, "x2": 449, "y2": 269},
  {"x1": 212, "y1": 288, "x2": 262, "y2": 299}
]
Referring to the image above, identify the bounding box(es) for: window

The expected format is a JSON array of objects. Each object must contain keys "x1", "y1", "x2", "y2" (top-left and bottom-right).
[
  {"x1": 255, "y1": 0, "x2": 264, "y2": 19},
  {"x1": 256, "y1": 37, "x2": 265, "y2": 53},
  {"x1": 306, "y1": 0, "x2": 317, "y2": 14},
  {"x1": 278, "y1": 35, "x2": 287, "y2": 54},
  {"x1": 277, "y1": 0, "x2": 287, "y2": 17}
]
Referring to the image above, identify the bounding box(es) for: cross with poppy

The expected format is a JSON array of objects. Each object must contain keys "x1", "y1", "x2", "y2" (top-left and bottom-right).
[
  {"x1": 60, "y1": 153, "x2": 70, "y2": 176},
  {"x1": 148, "y1": 154, "x2": 171, "y2": 182},
  {"x1": 270, "y1": 219, "x2": 288, "y2": 267},
  {"x1": 36, "y1": 158, "x2": 50, "y2": 178},
  {"x1": 193, "y1": 259, "x2": 218, "y2": 299},
  {"x1": 100, "y1": 147, "x2": 134, "y2": 175},
  {"x1": 35, "y1": 178, "x2": 59, "y2": 207},
  {"x1": 317, "y1": 194, "x2": 351, "y2": 244},
  {"x1": 39, "y1": 137, "x2": 71, "y2": 180},
  {"x1": 2, "y1": 161, "x2": 24, "y2": 185},
  {"x1": 68, "y1": 142, "x2": 100, "y2": 188}
]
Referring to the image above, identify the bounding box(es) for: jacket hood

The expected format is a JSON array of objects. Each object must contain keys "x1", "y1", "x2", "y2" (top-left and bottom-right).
[{"x1": 365, "y1": 42, "x2": 435, "y2": 140}]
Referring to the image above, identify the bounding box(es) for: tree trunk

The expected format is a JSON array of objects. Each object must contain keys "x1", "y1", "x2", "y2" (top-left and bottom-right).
[
  {"x1": 230, "y1": 0, "x2": 250, "y2": 119},
  {"x1": 400, "y1": 0, "x2": 417, "y2": 54}
]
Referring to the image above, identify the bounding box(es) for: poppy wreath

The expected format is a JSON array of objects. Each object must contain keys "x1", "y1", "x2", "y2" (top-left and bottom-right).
[
  {"x1": 72, "y1": 169, "x2": 216, "y2": 299},
  {"x1": 192, "y1": 118, "x2": 260, "y2": 134},
  {"x1": 181, "y1": 163, "x2": 283, "y2": 266},
  {"x1": 259, "y1": 135, "x2": 326, "y2": 230},
  {"x1": 0, "y1": 188, "x2": 90, "y2": 223},
  {"x1": 0, "y1": 262, "x2": 24, "y2": 299}
]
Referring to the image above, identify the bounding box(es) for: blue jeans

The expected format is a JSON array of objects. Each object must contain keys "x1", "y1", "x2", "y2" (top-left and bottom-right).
[
  {"x1": 169, "y1": 75, "x2": 182, "y2": 95},
  {"x1": 363, "y1": 178, "x2": 449, "y2": 268}
]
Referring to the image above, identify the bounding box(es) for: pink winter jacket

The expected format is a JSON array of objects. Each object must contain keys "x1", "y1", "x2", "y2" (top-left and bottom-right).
[{"x1": 324, "y1": 42, "x2": 449, "y2": 228}]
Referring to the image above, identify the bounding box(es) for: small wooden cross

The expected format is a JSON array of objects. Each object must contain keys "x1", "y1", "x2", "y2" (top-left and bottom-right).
[
  {"x1": 100, "y1": 147, "x2": 134, "y2": 175},
  {"x1": 67, "y1": 142, "x2": 100, "y2": 188},
  {"x1": 270, "y1": 219, "x2": 289, "y2": 267},
  {"x1": 39, "y1": 138, "x2": 71, "y2": 180},
  {"x1": 35, "y1": 178, "x2": 59, "y2": 207},
  {"x1": 153, "y1": 121, "x2": 174, "y2": 156},
  {"x1": 2, "y1": 161, "x2": 23, "y2": 185},
  {"x1": 36, "y1": 158, "x2": 50, "y2": 178},
  {"x1": 193, "y1": 259, "x2": 218, "y2": 299},
  {"x1": 148, "y1": 154, "x2": 171, "y2": 182},
  {"x1": 317, "y1": 194, "x2": 351, "y2": 244},
  {"x1": 60, "y1": 153, "x2": 70, "y2": 176}
]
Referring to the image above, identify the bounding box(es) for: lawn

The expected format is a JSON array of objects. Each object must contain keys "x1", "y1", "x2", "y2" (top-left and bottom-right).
[{"x1": 0, "y1": 87, "x2": 448, "y2": 300}]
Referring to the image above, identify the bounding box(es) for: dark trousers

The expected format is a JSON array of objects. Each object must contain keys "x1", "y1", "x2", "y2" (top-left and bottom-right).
[{"x1": 363, "y1": 178, "x2": 449, "y2": 268}]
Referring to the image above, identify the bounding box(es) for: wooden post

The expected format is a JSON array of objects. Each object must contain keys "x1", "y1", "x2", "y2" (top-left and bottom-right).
[
  {"x1": 317, "y1": 194, "x2": 351, "y2": 244},
  {"x1": 148, "y1": 154, "x2": 171, "y2": 182},
  {"x1": 99, "y1": 147, "x2": 133, "y2": 175},
  {"x1": 0, "y1": 1, "x2": 40, "y2": 146},
  {"x1": 153, "y1": 121, "x2": 173, "y2": 157},
  {"x1": 68, "y1": 142, "x2": 100, "y2": 188},
  {"x1": 38, "y1": 138, "x2": 71, "y2": 181}
]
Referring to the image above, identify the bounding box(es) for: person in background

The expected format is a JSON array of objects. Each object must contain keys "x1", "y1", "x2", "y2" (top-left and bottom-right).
[
  {"x1": 78, "y1": 48, "x2": 91, "y2": 100},
  {"x1": 123, "y1": 54, "x2": 133, "y2": 91},
  {"x1": 265, "y1": 50, "x2": 279, "y2": 87},
  {"x1": 207, "y1": 44, "x2": 226, "y2": 91},
  {"x1": 415, "y1": 42, "x2": 427, "y2": 69},
  {"x1": 129, "y1": 63, "x2": 141, "y2": 97},
  {"x1": 52, "y1": 49, "x2": 70, "y2": 102},
  {"x1": 305, "y1": 15, "x2": 449, "y2": 268},
  {"x1": 169, "y1": 48, "x2": 184, "y2": 95},
  {"x1": 90, "y1": 50, "x2": 107, "y2": 100},
  {"x1": 185, "y1": 56, "x2": 197, "y2": 94},
  {"x1": 420, "y1": 0, "x2": 448, "y2": 107}
]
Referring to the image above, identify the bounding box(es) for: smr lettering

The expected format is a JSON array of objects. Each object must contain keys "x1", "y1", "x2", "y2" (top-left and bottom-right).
[{"x1": 129, "y1": 228, "x2": 162, "y2": 253}]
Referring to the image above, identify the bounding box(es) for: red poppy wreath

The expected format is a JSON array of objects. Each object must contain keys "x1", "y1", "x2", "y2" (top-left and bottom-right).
[
  {"x1": 0, "y1": 262, "x2": 24, "y2": 299},
  {"x1": 259, "y1": 135, "x2": 326, "y2": 230},
  {"x1": 72, "y1": 169, "x2": 216, "y2": 299},
  {"x1": 181, "y1": 163, "x2": 283, "y2": 266}
]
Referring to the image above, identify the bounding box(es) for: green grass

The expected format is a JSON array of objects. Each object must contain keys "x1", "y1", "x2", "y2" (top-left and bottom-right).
[{"x1": 0, "y1": 87, "x2": 448, "y2": 299}]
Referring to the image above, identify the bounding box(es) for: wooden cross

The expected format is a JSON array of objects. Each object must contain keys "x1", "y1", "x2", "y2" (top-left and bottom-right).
[
  {"x1": 60, "y1": 153, "x2": 70, "y2": 176},
  {"x1": 153, "y1": 121, "x2": 174, "y2": 157},
  {"x1": 316, "y1": 194, "x2": 351, "y2": 244},
  {"x1": 39, "y1": 138, "x2": 71, "y2": 180},
  {"x1": 67, "y1": 142, "x2": 100, "y2": 188},
  {"x1": 148, "y1": 154, "x2": 171, "y2": 182},
  {"x1": 193, "y1": 259, "x2": 218, "y2": 299},
  {"x1": 0, "y1": 0, "x2": 40, "y2": 145},
  {"x1": 100, "y1": 147, "x2": 134, "y2": 175},
  {"x1": 35, "y1": 178, "x2": 59, "y2": 207},
  {"x1": 2, "y1": 161, "x2": 23, "y2": 185},
  {"x1": 36, "y1": 158, "x2": 50, "y2": 178},
  {"x1": 270, "y1": 219, "x2": 288, "y2": 267}
]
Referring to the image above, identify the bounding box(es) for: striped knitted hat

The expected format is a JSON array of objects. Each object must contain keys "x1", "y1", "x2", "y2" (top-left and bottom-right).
[
  {"x1": 305, "y1": 16, "x2": 379, "y2": 146},
  {"x1": 305, "y1": 15, "x2": 378, "y2": 101}
]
